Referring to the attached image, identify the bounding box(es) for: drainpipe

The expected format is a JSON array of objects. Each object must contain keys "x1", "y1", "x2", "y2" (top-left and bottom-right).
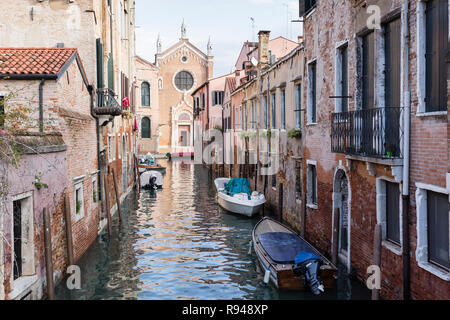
[
  {"x1": 39, "y1": 79, "x2": 45, "y2": 133},
  {"x1": 89, "y1": 85, "x2": 102, "y2": 202},
  {"x1": 401, "y1": 0, "x2": 411, "y2": 301}
]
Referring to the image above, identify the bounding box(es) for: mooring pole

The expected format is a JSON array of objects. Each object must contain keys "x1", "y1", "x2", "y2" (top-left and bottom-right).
[
  {"x1": 64, "y1": 196, "x2": 74, "y2": 267},
  {"x1": 111, "y1": 168, "x2": 122, "y2": 223},
  {"x1": 43, "y1": 208, "x2": 54, "y2": 300},
  {"x1": 300, "y1": 191, "x2": 306, "y2": 238},
  {"x1": 372, "y1": 223, "x2": 382, "y2": 300},
  {"x1": 103, "y1": 174, "x2": 112, "y2": 236},
  {"x1": 134, "y1": 155, "x2": 141, "y2": 194},
  {"x1": 332, "y1": 207, "x2": 340, "y2": 266}
]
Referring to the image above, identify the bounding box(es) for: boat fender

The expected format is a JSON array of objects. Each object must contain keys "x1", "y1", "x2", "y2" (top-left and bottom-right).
[
  {"x1": 248, "y1": 240, "x2": 253, "y2": 255},
  {"x1": 263, "y1": 267, "x2": 270, "y2": 284}
]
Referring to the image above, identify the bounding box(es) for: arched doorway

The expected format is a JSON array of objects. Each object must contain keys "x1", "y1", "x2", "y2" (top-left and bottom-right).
[{"x1": 333, "y1": 168, "x2": 350, "y2": 268}]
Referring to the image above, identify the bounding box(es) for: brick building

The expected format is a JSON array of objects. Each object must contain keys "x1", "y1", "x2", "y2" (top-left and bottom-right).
[
  {"x1": 0, "y1": 0, "x2": 139, "y2": 299},
  {"x1": 0, "y1": 48, "x2": 96, "y2": 300}
]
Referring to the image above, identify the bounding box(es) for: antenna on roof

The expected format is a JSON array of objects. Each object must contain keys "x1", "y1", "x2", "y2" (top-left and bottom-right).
[{"x1": 250, "y1": 17, "x2": 255, "y2": 42}]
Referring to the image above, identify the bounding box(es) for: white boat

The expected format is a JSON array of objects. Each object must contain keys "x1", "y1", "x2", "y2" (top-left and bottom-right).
[
  {"x1": 214, "y1": 178, "x2": 265, "y2": 217},
  {"x1": 141, "y1": 171, "x2": 164, "y2": 190}
]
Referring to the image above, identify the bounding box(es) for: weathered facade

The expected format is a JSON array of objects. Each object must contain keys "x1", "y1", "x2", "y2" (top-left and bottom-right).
[{"x1": 0, "y1": 0, "x2": 138, "y2": 299}]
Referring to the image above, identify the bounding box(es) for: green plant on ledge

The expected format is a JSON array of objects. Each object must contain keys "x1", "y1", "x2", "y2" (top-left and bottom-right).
[
  {"x1": 213, "y1": 125, "x2": 223, "y2": 133},
  {"x1": 239, "y1": 131, "x2": 257, "y2": 139},
  {"x1": 33, "y1": 172, "x2": 48, "y2": 191},
  {"x1": 288, "y1": 129, "x2": 302, "y2": 139},
  {"x1": 76, "y1": 200, "x2": 82, "y2": 214},
  {"x1": 259, "y1": 129, "x2": 272, "y2": 138},
  {"x1": 121, "y1": 109, "x2": 134, "y2": 119}
]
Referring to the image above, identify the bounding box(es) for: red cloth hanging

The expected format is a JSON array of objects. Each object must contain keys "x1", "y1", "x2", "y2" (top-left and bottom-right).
[{"x1": 122, "y1": 96, "x2": 130, "y2": 109}]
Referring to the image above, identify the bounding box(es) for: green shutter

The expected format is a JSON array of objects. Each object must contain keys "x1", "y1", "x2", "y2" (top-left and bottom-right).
[
  {"x1": 108, "y1": 53, "x2": 114, "y2": 90},
  {"x1": 96, "y1": 39, "x2": 104, "y2": 89}
]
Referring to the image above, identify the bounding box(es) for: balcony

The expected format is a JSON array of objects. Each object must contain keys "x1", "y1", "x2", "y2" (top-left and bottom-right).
[
  {"x1": 94, "y1": 88, "x2": 122, "y2": 117},
  {"x1": 331, "y1": 107, "x2": 404, "y2": 160}
]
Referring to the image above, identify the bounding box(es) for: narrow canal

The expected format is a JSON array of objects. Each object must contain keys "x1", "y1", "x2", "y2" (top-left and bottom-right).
[{"x1": 55, "y1": 159, "x2": 370, "y2": 300}]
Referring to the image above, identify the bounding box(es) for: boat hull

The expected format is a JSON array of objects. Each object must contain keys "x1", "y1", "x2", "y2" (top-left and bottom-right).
[
  {"x1": 217, "y1": 193, "x2": 263, "y2": 217},
  {"x1": 252, "y1": 217, "x2": 337, "y2": 291}
]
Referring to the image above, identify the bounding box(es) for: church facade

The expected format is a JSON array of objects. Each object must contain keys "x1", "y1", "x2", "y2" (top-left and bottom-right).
[{"x1": 145, "y1": 22, "x2": 213, "y2": 155}]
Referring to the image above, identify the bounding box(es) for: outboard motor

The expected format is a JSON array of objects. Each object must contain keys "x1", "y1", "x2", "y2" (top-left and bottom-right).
[{"x1": 293, "y1": 252, "x2": 325, "y2": 295}]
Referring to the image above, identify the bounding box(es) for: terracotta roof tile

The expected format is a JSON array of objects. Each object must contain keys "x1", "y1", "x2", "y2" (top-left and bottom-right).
[{"x1": 0, "y1": 48, "x2": 77, "y2": 76}]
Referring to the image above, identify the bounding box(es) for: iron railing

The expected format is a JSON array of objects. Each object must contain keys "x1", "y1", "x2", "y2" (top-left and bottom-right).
[
  {"x1": 331, "y1": 107, "x2": 404, "y2": 159},
  {"x1": 95, "y1": 88, "x2": 122, "y2": 116}
]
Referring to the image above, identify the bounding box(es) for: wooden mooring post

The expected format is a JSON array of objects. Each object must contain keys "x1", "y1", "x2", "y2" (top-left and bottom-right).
[
  {"x1": 111, "y1": 168, "x2": 122, "y2": 223},
  {"x1": 104, "y1": 174, "x2": 112, "y2": 236},
  {"x1": 372, "y1": 223, "x2": 382, "y2": 300},
  {"x1": 64, "y1": 196, "x2": 75, "y2": 267},
  {"x1": 43, "y1": 208, "x2": 54, "y2": 300},
  {"x1": 134, "y1": 155, "x2": 141, "y2": 194}
]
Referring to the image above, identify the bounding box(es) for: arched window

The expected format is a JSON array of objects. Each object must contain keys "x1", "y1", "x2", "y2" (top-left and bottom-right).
[
  {"x1": 141, "y1": 82, "x2": 150, "y2": 106},
  {"x1": 141, "y1": 117, "x2": 151, "y2": 138}
]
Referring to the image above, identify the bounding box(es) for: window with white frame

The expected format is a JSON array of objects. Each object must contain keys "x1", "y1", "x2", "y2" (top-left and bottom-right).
[
  {"x1": 12, "y1": 193, "x2": 34, "y2": 282},
  {"x1": 376, "y1": 178, "x2": 402, "y2": 254},
  {"x1": 415, "y1": 183, "x2": 450, "y2": 280},
  {"x1": 92, "y1": 176, "x2": 98, "y2": 204},
  {"x1": 295, "y1": 84, "x2": 302, "y2": 129},
  {"x1": 74, "y1": 183, "x2": 84, "y2": 222},
  {"x1": 335, "y1": 43, "x2": 349, "y2": 112},
  {"x1": 271, "y1": 92, "x2": 276, "y2": 129},
  {"x1": 307, "y1": 61, "x2": 317, "y2": 124},
  {"x1": 307, "y1": 161, "x2": 318, "y2": 207},
  {"x1": 263, "y1": 95, "x2": 268, "y2": 129}
]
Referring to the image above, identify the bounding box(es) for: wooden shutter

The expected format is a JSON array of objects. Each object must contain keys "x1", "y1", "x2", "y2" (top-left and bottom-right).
[
  {"x1": 427, "y1": 191, "x2": 450, "y2": 269},
  {"x1": 311, "y1": 62, "x2": 317, "y2": 122},
  {"x1": 108, "y1": 53, "x2": 114, "y2": 90},
  {"x1": 385, "y1": 19, "x2": 401, "y2": 108},
  {"x1": 425, "y1": 0, "x2": 448, "y2": 112},
  {"x1": 386, "y1": 182, "x2": 401, "y2": 245},
  {"x1": 362, "y1": 32, "x2": 375, "y2": 109},
  {"x1": 96, "y1": 39, "x2": 104, "y2": 89}
]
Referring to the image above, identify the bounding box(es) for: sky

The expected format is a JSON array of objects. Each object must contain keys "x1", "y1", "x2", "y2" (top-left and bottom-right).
[{"x1": 135, "y1": 0, "x2": 303, "y2": 77}]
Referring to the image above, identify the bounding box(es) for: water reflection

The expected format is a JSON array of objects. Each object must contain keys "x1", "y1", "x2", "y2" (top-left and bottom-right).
[{"x1": 55, "y1": 159, "x2": 370, "y2": 300}]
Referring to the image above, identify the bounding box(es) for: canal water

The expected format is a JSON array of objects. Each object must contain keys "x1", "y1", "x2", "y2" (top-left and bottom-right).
[{"x1": 55, "y1": 159, "x2": 370, "y2": 300}]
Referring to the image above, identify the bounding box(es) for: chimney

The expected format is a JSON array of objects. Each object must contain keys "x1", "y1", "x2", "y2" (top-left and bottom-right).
[
  {"x1": 258, "y1": 30, "x2": 271, "y2": 67},
  {"x1": 297, "y1": 36, "x2": 303, "y2": 44}
]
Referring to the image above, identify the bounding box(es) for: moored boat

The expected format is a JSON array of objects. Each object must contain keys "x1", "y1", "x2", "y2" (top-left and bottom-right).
[
  {"x1": 252, "y1": 217, "x2": 337, "y2": 294},
  {"x1": 140, "y1": 171, "x2": 164, "y2": 190},
  {"x1": 214, "y1": 178, "x2": 265, "y2": 217}
]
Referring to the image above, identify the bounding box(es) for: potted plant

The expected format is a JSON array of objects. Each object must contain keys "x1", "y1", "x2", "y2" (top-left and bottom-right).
[{"x1": 288, "y1": 129, "x2": 302, "y2": 139}]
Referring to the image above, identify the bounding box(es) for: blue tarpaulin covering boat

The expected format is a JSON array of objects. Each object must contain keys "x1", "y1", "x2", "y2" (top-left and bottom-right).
[{"x1": 224, "y1": 178, "x2": 252, "y2": 199}]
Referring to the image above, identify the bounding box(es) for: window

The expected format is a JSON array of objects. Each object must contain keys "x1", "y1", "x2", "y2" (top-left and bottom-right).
[
  {"x1": 280, "y1": 89, "x2": 286, "y2": 130},
  {"x1": 415, "y1": 183, "x2": 450, "y2": 280},
  {"x1": 243, "y1": 104, "x2": 247, "y2": 131},
  {"x1": 92, "y1": 177, "x2": 98, "y2": 204},
  {"x1": 307, "y1": 61, "x2": 317, "y2": 123},
  {"x1": 427, "y1": 191, "x2": 449, "y2": 269},
  {"x1": 202, "y1": 93, "x2": 205, "y2": 110},
  {"x1": 386, "y1": 181, "x2": 401, "y2": 245},
  {"x1": 141, "y1": 117, "x2": 151, "y2": 139},
  {"x1": 141, "y1": 82, "x2": 150, "y2": 106},
  {"x1": 299, "y1": 0, "x2": 317, "y2": 16},
  {"x1": 271, "y1": 93, "x2": 276, "y2": 129},
  {"x1": 0, "y1": 96, "x2": 5, "y2": 128},
  {"x1": 295, "y1": 84, "x2": 302, "y2": 129},
  {"x1": 75, "y1": 183, "x2": 84, "y2": 222},
  {"x1": 425, "y1": 0, "x2": 448, "y2": 112},
  {"x1": 362, "y1": 32, "x2": 375, "y2": 109},
  {"x1": 263, "y1": 96, "x2": 268, "y2": 129},
  {"x1": 212, "y1": 91, "x2": 224, "y2": 105},
  {"x1": 12, "y1": 193, "x2": 34, "y2": 282},
  {"x1": 272, "y1": 175, "x2": 276, "y2": 188},
  {"x1": 174, "y1": 71, "x2": 194, "y2": 91},
  {"x1": 295, "y1": 160, "x2": 302, "y2": 200},
  {"x1": 307, "y1": 162, "x2": 317, "y2": 206},
  {"x1": 336, "y1": 44, "x2": 348, "y2": 112},
  {"x1": 108, "y1": 135, "x2": 116, "y2": 162},
  {"x1": 385, "y1": 19, "x2": 401, "y2": 108}
]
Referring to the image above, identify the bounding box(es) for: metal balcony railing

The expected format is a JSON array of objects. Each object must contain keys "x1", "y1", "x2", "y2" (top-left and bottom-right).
[
  {"x1": 95, "y1": 88, "x2": 122, "y2": 116},
  {"x1": 331, "y1": 107, "x2": 404, "y2": 159}
]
